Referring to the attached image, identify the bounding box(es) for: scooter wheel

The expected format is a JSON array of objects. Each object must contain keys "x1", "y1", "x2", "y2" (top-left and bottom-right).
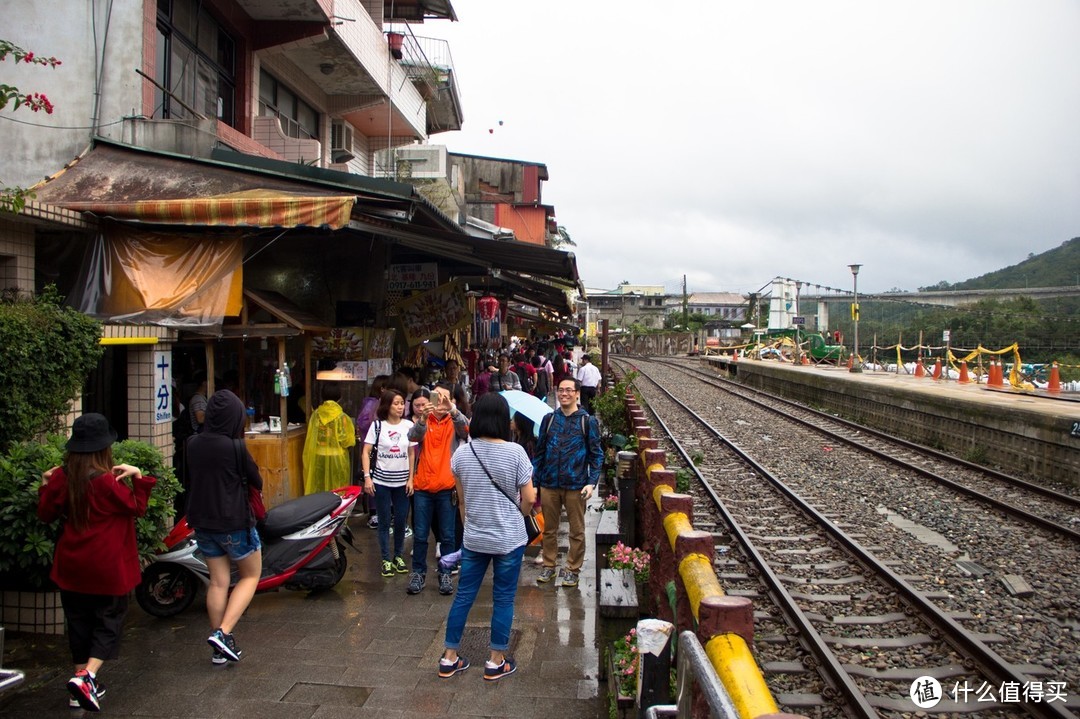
[{"x1": 136, "y1": 563, "x2": 198, "y2": 617}]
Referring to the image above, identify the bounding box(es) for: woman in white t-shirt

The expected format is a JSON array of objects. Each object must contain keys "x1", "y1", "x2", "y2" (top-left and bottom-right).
[{"x1": 361, "y1": 390, "x2": 415, "y2": 578}]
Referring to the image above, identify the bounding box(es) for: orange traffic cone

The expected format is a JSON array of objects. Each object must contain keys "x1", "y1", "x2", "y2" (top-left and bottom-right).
[
  {"x1": 914, "y1": 360, "x2": 925, "y2": 378},
  {"x1": 958, "y1": 361, "x2": 971, "y2": 384},
  {"x1": 731, "y1": 350, "x2": 738, "y2": 363},
  {"x1": 802, "y1": 355, "x2": 810, "y2": 366},
  {"x1": 1048, "y1": 362, "x2": 1061, "y2": 393},
  {"x1": 931, "y1": 358, "x2": 942, "y2": 380},
  {"x1": 846, "y1": 354, "x2": 854, "y2": 370},
  {"x1": 988, "y1": 360, "x2": 1004, "y2": 387}
]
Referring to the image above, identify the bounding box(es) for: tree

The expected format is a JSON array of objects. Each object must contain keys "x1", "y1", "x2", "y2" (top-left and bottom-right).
[
  {"x1": 1, "y1": 40, "x2": 61, "y2": 213},
  {"x1": 0, "y1": 287, "x2": 103, "y2": 451},
  {"x1": 552, "y1": 225, "x2": 576, "y2": 249}
]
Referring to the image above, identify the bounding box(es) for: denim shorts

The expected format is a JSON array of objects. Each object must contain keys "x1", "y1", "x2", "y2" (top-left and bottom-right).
[{"x1": 194, "y1": 527, "x2": 261, "y2": 561}]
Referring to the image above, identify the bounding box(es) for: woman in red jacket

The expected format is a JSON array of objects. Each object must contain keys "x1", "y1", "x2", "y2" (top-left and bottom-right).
[{"x1": 37, "y1": 413, "x2": 156, "y2": 712}]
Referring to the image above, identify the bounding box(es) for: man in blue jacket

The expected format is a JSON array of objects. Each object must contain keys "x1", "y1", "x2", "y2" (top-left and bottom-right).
[{"x1": 533, "y1": 377, "x2": 603, "y2": 587}]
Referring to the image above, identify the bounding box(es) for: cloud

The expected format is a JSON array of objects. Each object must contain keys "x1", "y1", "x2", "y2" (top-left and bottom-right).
[{"x1": 428, "y1": 1, "x2": 1080, "y2": 293}]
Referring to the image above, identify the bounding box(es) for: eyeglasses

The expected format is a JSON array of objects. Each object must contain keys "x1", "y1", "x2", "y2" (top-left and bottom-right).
[{"x1": 556, "y1": 388, "x2": 578, "y2": 394}]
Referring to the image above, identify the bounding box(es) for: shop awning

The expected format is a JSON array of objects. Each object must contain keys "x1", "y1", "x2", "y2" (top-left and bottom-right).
[{"x1": 56, "y1": 189, "x2": 357, "y2": 230}]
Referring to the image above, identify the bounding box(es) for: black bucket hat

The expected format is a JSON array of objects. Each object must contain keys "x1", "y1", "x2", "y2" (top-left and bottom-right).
[{"x1": 66, "y1": 413, "x2": 118, "y2": 453}]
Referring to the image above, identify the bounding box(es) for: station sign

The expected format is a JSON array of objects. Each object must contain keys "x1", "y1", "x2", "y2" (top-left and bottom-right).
[
  {"x1": 154, "y1": 351, "x2": 173, "y2": 424},
  {"x1": 793, "y1": 316, "x2": 805, "y2": 326}
]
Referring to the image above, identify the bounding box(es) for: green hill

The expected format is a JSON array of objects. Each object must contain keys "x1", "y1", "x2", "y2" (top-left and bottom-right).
[{"x1": 920, "y1": 237, "x2": 1080, "y2": 291}]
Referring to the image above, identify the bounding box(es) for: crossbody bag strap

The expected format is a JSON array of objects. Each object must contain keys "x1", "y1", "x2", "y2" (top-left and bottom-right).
[{"x1": 469, "y1": 443, "x2": 524, "y2": 517}]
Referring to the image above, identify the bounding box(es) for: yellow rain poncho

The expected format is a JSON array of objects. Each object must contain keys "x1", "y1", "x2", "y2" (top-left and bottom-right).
[{"x1": 302, "y1": 400, "x2": 356, "y2": 495}]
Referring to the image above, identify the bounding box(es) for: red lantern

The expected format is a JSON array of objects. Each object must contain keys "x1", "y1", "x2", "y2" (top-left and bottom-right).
[{"x1": 475, "y1": 296, "x2": 501, "y2": 346}]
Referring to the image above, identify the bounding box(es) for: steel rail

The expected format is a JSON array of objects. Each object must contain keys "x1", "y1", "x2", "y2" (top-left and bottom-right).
[
  {"x1": 623, "y1": 359, "x2": 1078, "y2": 719},
  {"x1": 660, "y1": 358, "x2": 1080, "y2": 543}
]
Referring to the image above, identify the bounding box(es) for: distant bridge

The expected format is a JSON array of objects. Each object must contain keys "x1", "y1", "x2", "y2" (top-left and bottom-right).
[{"x1": 801, "y1": 286, "x2": 1080, "y2": 307}]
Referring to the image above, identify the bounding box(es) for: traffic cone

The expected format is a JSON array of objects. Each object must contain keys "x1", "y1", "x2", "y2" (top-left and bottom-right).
[
  {"x1": 846, "y1": 354, "x2": 854, "y2": 370},
  {"x1": 1048, "y1": 362, "x2": 1061, "y2": 393},
  {"x1": 914, "y1": 360, "x2": 925, "y2": 378},
  {"x1": 931, "y1": 358, "x2": 942, "y2": 380},
  {"x1": 731, "y1": 350, "x2": 738, "y2": 362},
  {"x1": 958, "y1": 361, "x2": 971, "y2": 384},
  {"x1": 988, "y1": 360, "x2": 1004, "y2": 387},
  {"x1": 802, "y1": 355, "x2": 810, "y2": 365}
]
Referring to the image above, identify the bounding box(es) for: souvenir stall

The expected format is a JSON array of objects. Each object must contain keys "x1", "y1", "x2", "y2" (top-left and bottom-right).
[{"x1": 193, "y1": 289, "x2": 329, "y2": 508}]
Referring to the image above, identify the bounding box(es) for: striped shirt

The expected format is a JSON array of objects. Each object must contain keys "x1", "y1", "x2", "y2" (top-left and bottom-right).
[
  {"x1": 364, "y1": 419, "x2": 415, "y2": 487},
  {"x1": 450, "y1": 439, "x2": 532, "y2": 555}
]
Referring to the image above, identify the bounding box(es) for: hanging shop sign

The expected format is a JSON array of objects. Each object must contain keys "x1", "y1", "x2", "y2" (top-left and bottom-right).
[
  {"x1": 397, "y1": 281, "x2": 469, "y2": 346},
  {"x1": 388, "y1": 263, "x2": 438, "y2": 292}
]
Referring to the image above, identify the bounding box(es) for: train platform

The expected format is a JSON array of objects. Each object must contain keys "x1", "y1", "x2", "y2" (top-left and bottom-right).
[
  {"x1": 701, "y1": 354, "x2": 1080, "y2": 480},
  {"x1": 0, "y1": 506, "x2": 607, "y2": 719}
]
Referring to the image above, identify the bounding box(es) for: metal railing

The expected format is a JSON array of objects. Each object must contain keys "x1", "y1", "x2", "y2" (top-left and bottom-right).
[{"x1": 644, "y1": 632, "x2": 739, "y2": 719}]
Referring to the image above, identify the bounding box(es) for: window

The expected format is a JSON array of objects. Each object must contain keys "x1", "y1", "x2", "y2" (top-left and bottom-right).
[
  {"x1": 156, "y1": 0, "x2": 236, "y2": 126},
  {"x1": 259, "y1": 70, "x2": 320, "y2": 140}
]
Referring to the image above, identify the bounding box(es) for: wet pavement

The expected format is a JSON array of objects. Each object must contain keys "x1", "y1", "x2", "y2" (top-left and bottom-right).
[{"x1": 1, "y1": 506, "x2": 607, "y2": 718}]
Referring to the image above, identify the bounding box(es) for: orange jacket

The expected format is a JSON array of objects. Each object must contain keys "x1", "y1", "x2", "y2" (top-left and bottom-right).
[{"x1": 408, "y1": 410, "x2": 468, "y2": 492}]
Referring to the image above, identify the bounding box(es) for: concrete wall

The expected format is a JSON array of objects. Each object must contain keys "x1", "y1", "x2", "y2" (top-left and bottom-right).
[
  {"x1": 5, "y1": 0, "x2": 144, "y2": 188},
  {"x1": 709, "y1": 359, "x2": 1079, "y2": 486}
]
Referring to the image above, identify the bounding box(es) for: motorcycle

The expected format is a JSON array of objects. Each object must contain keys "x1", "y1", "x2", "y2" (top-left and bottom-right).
[{"x1": 136, "y1": 486, "x2": 361, "y2": 618}]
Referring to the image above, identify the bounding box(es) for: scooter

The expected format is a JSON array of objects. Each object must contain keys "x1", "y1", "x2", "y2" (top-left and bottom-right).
[{"x1": 136, "y1": 486, "x2": 361, "y2": 618}]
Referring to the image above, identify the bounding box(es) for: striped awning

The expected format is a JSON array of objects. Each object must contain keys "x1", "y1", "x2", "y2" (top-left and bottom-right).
[{"x1": 58, "y1": 189, "x2": 357, "y2": 230}]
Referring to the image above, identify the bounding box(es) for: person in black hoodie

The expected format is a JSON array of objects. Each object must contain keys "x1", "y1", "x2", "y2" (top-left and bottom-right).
[{"x1": 185, "y1": 389, "x2": 263, "y2": 665}]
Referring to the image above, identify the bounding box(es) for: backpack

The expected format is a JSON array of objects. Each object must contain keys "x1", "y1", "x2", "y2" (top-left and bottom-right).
[
  {"x1": 533, "y1": 366, "x2": 549, "y2": 398},
  {"x1": 515, "y1": 363, "x2": 535, "y2": 392},
  {"x1": 538, "y1": 412, "x2": 588, "y2": 449}
]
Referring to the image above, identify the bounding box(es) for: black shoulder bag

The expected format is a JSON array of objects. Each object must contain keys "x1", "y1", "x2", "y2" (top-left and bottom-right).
[{"x1": 469, "y1": 443, "x2": 540, "y2": 543}]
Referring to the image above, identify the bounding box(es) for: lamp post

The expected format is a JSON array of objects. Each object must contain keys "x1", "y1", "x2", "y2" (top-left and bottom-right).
[
  {"x1": 848, "y1": 264, "x2": 862, "y2": 373},
  {"x1": 793, "y1": 280, "x2": 802, "y2": 366}
]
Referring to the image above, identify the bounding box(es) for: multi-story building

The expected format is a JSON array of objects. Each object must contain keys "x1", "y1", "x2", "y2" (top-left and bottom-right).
[
  {"x1": 585, "y1": 283, "x2": 669, "y2": 331},
  {"x1": 1, "y1": 1, "x2": 580, "y2": 499}
]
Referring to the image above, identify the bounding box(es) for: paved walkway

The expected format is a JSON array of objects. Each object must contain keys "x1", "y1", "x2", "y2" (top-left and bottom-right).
[{"x1": 1, "y1": 505, "x2": 607, "y2": 718}]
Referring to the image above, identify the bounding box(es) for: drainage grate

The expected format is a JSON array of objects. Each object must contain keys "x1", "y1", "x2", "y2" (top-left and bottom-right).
[
  {"x1": 455, "y1": 627, "x2": 522, "y2": 660},
  {"x1": 282, "y1": 682, "x2": 373, "y2": 706}
]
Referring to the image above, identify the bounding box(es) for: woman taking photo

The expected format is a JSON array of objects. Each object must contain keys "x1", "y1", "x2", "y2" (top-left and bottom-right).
[
  {"x1": 38, "y1": 413, "x2": 156, "y2": 711},
  {"x1": 361, "y1": 389, "x2": 416, "y2": 578},
  {"x1": 185, "y1": 389, "x2": 263, "y2": 665},
  {"x1": 439, "y1": 393, "x2": 535, "y2": 681}
]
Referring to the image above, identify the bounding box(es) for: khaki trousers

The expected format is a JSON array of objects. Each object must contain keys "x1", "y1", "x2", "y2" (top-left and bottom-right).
[{"x1": 540, "y1": 488, "x2": 587, "y2": 573}]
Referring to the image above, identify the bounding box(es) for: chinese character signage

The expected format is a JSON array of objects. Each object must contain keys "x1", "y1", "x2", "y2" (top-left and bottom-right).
[
  {"x1": 388, "y1": 263, "x2": 438, "y2": 292},
  {"x1": 154, "y1": 351, "x2": 173, "y2": 424},
  {"x1": 397, "y1": 281, "x2": 469, "y2": 347}
]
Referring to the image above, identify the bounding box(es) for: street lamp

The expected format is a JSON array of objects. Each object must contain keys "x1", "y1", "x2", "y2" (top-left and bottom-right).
[
  {"x1": 793, "y1": 280, "x2": 802, "y2": 366},
  {"x1": 848, "y1": 264, "x2": 862, "y2": 373}
]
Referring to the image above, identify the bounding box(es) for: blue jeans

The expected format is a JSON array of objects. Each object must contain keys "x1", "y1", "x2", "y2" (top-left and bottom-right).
[
  {"x1": 374, "y1": 484, "x2": 409, "y2": 562},
  {"x1": 445, "y1": 545, "x2": 525, "y2": 652},
  {"x1": 412, "y1": 489, "x2": 456, "y2": 577},
  {"x1": 194, "y1": 527, "x2": 261, "y2": 561}
]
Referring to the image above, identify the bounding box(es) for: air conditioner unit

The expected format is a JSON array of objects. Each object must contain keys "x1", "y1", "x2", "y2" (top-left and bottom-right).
[
  {"x1": 330, "y1": 120, "x2": 355, "y2": 163},
  {"x1": 394, "y1": 145, "x2": 447, "y2": 179}
]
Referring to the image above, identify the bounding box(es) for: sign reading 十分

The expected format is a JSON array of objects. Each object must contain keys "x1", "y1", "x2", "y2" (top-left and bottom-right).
[{"x1": 154, "y1": 351, "x2": 173, "y2": 424}]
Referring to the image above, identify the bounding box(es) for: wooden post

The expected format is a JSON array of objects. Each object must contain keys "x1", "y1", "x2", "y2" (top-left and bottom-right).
[{"x1": 636, "y1": 619, "x2": 674, "y2": 718}]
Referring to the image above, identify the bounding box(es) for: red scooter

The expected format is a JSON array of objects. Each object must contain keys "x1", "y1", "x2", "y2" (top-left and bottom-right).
[{"x1": 136, "y1": 486, "x2": 360, "y2": 618}]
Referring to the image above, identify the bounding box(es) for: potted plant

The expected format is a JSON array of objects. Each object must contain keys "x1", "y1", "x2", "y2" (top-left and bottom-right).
[
  {"x1": 387, "y1": 32, "x2": 404, "y2": 59},
  {"x1": 0, "y1": 434, "x2": 181, "y2": 633}
]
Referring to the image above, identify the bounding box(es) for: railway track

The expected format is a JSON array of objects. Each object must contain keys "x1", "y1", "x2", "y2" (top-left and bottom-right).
[{"x1": 614, "y1": 356, "x2": 1080, "y2": 719}]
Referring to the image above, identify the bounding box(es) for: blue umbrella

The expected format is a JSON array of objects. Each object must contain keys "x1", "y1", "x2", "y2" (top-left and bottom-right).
[{"x1": 499, "y1": 390, "x2": 553, "y2": 437}]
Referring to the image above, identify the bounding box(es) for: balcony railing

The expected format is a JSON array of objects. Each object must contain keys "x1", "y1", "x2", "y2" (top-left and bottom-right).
[{"x1": 396, "y1": 29, "x2": 457, "y2": 100}]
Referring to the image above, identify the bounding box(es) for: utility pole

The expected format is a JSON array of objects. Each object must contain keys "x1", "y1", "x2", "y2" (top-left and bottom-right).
[{"x1": 682, "y1": 274, "x2": 688, "y2": 329}]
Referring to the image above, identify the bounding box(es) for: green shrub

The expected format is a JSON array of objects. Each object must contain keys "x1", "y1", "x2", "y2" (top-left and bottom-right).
[
  {"x1": 0, "y1": 435, "x2": 180, "y2": 590},
  {"x1": 0, "y1": 286, "x2": 103, "y2": 450},
  {"x1": 592, "y1": 370, "x2": 639, "y2": 441}
]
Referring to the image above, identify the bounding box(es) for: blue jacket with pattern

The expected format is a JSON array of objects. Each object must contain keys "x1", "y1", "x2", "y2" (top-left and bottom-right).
[{"x1": 532, "y1": 408, "x2": 603, "y2": 490}]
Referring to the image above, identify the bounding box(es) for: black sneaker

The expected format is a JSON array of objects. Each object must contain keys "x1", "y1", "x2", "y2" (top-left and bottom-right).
[
  {"x1": 68, "y1": 677, "x2": 105, "y2": 708},
  {"x1": 367, "y1": 515, "x2": 379, "y2": 529},
  {"x1": 438, "y1": 573, "x2": 454, "y2": 595},
  {"x1": 406, "y1": 572, "x2": 425, "y2": 595},
  {"x1": 207, "y1": 628, "x2": 242, "y2": 662},
  {"x1": 211, "y1": 649, "x2": 228, "y2": 665},
  {"x1": 66, "y1": 670, "x2": 101, "y2": 712}
]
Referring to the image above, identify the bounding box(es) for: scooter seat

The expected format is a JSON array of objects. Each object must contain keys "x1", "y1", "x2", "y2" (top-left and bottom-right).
[{"x1": 260, "y1": 491, "x2": 341, "y2": 539}]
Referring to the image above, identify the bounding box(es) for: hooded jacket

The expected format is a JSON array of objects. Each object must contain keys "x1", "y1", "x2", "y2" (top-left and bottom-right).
[
  {"x1": 302, "y1": 400, "x2": 356, "y2": 495},
  {"x1": 185, "y1": 389, "x2": 263, "y2": 532}
]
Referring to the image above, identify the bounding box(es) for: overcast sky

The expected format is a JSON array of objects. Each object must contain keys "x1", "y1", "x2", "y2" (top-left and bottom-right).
[{"x1": 423, "y1": 1, "x2": 1080, "y2": 295}]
